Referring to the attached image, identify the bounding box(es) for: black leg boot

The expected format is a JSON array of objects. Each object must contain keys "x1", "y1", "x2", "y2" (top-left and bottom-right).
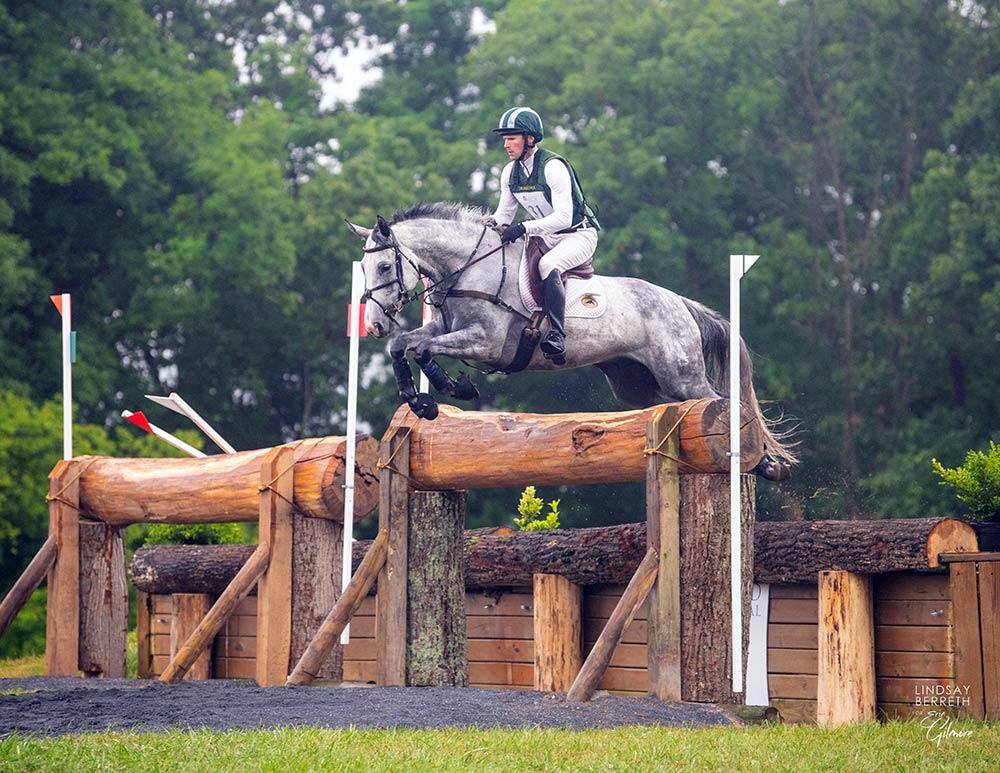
[{"x1": 540, "y1": 271, "x2": 566, "y2": 363}]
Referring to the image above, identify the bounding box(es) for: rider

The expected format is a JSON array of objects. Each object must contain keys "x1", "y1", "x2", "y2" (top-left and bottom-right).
[{"x1": 488, "y1": 107, "x2": 601, "y2": 361}]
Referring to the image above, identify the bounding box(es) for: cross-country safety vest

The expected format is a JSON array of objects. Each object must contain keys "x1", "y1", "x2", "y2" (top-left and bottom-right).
[{"x1": 509, "y1": 148, "x2": 601, "y2": 232}]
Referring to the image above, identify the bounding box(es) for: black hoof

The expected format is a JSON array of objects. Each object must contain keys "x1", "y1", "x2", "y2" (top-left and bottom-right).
[
  {"x1": 752, "y1": 456, "x2": 792, "y2": 482},
  {"x1": 409, "y1": 392, "x2": 439, "y2": 420},
  {"x1": 452, "y1": 374, "x2": 480, "y2": 401}
]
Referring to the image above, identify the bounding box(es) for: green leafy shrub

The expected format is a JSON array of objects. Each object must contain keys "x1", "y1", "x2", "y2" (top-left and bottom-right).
[
  {"x1": 143, "y1": 522, "x2": 245, "y2": 545},
  {"x1": 514, "y1": 486, "x2": 560, "y2": 531},
  {"x1": 932, "y1": 441, "x2": 1000, "y2": 521}
]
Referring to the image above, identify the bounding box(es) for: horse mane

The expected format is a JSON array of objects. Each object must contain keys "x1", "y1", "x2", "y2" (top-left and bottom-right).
[{"x1": 391, "y1": 202, "x2": 487, "y2": 227}]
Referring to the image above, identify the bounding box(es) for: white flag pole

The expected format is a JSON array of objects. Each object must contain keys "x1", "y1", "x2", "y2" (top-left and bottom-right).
[
  {"x1": 122, "y1": 410, "x2": 207, "y2": 458},
  {"x1": 730, "y1": 254, "x2": 758, "y2": 694},
  {"x1": 342, "y1": 262, "x2": 364, "y2": 644},
  {"x1": 59, "y1": 293, "x2": 72, "y2": 460},
  {"x1": 145, "y1": 392, "x2": 237, "y2": 455}
]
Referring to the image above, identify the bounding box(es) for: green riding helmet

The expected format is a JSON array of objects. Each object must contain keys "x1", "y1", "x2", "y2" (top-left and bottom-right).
[{"x1": 492, "y1": 107, "x2": 544, "y2": 143}]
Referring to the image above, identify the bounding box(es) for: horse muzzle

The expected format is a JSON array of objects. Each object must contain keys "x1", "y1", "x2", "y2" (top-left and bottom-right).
[{"x1": 366, "y1": 320, "x2": 386, "y2": 337}]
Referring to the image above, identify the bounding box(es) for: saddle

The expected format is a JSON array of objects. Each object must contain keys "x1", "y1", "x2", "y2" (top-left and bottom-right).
[{"x1": 524, "y1": 236, "x2": 594, "y2": 308}]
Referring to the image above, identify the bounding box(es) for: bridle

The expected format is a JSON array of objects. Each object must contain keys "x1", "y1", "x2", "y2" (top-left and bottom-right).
[{"x1": 360, "y1": 221, "x2": 523, "y2": 326}]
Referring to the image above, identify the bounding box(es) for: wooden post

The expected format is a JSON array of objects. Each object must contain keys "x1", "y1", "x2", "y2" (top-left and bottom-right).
[
  {"x1": 376, "y1": 427, "x2": 410, "y2": 686},
  {"x1": 0, "y1": 536, "x2": 56, "y2": 639},
  {"x1": 533, "y1": 573, "x2": 582, "y2": 692},
  {"x1": 678, "y1": 473, "x2": 754, "y2": 702},
  {"x1": 136, "y1": 591, "x2": 153, "y2": 679},
  {"x1": 256, "y1": 445, "x2": 294, "y2": 687},
  {"x1": 979, "y1": 560, "x2": 1000, "y2": 719},
  {"x1": 78, "y1": 521, "x2": 128, "y2": 677},
  {"x1": 287, "y1": 529, "x2": 389, "y2": 686},
  {"x1": 290, "y1": 512, "x2": 344, "y2": 681},
  {"x1": 568, "y1": 548, "x2": 659, "y2": 702},
  {"x1": 170, "y1": 594, "x2": 213, "y2": 680},
  {"x1": 646, "y1": 406, "x2": 682, "y2": 701},
  {"x1": 950, "y1": 561, "x2": 986, "y2": 720},
  {"x1": 407, "y1": 490, "x2": 468, "y2": 687},
  {"x1": 46, "y1": 460, "x2": 80, "y2": 676},
  {"x1": 159, "y1": 542, "x2": 270, "y2": 684},
  {"x1": 817, "y1": 570, "x2": 876, "y2": 726}
]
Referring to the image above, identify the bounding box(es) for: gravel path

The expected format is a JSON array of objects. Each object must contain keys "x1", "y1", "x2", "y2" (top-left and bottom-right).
[{"x1": 0, "y1": 678, "x2": 742, "y2": 737}]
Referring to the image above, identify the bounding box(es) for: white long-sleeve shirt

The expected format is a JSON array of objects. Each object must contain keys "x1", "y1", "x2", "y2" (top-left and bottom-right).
[{"x1": 491, "y1": 151, "x2": 575, "y2": 238}]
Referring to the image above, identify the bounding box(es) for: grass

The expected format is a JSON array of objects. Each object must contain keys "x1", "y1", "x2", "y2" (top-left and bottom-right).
[{"x1": 0, "y1": 649, "x2": 997, "y2": 771}]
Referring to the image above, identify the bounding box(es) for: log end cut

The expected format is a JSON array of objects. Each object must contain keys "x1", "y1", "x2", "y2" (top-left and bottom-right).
[{"x1": 925, "y1": 518, "x2": 979, "y2": 568}]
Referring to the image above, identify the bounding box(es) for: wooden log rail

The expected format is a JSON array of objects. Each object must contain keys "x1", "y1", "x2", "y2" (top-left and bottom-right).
[
  {"x1": 71, "y1": 434, "x2": 379, "y2": 526},
  {"x1": 386, "y1": 399, "x2": 765, "y2": 490},
  {"x1": 129, "y1": 517, "x2": 979, "y2": 595}
]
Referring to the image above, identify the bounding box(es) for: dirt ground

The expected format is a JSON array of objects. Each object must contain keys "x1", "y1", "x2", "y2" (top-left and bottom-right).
[{"x1": 0, "y1": 677, "x2": 742, "y2": 737}]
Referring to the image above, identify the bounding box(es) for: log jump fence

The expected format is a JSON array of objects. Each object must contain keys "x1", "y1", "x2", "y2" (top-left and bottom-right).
[{"x1": 2, "y1": 399, "x2": 995, "y2": 726}]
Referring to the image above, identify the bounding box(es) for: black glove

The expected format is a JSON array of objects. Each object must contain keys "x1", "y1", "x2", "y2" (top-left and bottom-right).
[{"x1": 501, "y1": 222, "x2": 526, "y2": 244}]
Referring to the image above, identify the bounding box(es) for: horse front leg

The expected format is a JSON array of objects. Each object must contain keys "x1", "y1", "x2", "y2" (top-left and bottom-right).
[{"x1": 389, "y1": 329, "x2": 441, "y2": 420}]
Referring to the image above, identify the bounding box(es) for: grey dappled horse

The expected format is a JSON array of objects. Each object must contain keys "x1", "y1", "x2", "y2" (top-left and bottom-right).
[{"x1": 348, "y1": 203, "x2": 796, "y2": 480}]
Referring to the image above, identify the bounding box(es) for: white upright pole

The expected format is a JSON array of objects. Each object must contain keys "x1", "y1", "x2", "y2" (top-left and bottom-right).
[
  {"x1": 418, "y1": 277, "x2": 433, "y2": 394},
  {"x1": 729, "y1": 254, "x2": 758, "y2": 694},
  {"x1": 342, "y1": 262, "x2": 364, "y2": 644},
  {"x1": 60, "y1": 293, "x2": 72, "y2": 460}
]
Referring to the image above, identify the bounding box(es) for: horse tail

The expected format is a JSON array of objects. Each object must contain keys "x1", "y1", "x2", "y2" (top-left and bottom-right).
[{"x1": 681, "y1": 298, "x2": 798, "y2": 467}]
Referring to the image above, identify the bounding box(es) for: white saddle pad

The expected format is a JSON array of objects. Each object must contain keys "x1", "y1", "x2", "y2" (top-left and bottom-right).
[{"x1": 517, "y1": 254, "x2": 607, "y2": 319}]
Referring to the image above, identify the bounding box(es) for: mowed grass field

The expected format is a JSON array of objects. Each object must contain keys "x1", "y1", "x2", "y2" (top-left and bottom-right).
[{"x1": 0, "y1": 653, "x2": 997, "y2": 772}]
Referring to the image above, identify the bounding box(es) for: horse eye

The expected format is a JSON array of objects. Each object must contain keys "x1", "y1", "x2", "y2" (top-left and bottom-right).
[{"x1": 377, "y1": 262, "x2": 391, "y2": 274}]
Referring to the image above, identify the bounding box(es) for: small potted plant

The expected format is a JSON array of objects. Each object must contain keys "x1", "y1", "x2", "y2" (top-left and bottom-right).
[{"x1": 932, "y1": 441, "x2": 1000, "y2": 551}]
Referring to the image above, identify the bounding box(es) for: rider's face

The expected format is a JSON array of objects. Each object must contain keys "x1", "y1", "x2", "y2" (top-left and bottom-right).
[{"x1": 503, "y1": 133, "x2": 532, "y2": 160}]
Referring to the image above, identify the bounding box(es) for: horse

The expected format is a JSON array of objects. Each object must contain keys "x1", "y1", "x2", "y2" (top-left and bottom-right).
[{"x1": 348, "y1": 202, "x2": 796, "y2": 481}]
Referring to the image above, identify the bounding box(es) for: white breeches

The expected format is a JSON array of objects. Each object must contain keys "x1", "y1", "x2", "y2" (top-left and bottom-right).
[{"x1": 538, "y1": 228, "x2": 599, "y2": 278}]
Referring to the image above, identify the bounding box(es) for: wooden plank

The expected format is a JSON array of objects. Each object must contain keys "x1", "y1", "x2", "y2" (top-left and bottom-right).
[
  {"x1": 585, "y1": 595, "x2": 649, "y2": 620},
  {"x1": 768, "y1": 673, "x2": 817, "y2": 700},
  {"x1": 568, "y1": 547, "x2": 658, "y2": 703},
  {"x1": 45, "y1": 460, "x2": 80, "y2": 676},
  {"x1": 582, "y1": 642, "x2": 648, "y2": 669},
  {"x1": 343, "y1": 660, "x2": 377, "y2": 683},
  {"x1": 876, "y1": 574, "x2": 950, "y2": 600},
  {"x1": 217, "y1": 658, "x2": 256, "y2": 680},
  {"x1": 769, "y1": 584, "x2": 818, "y2": 600},
  {"x1": 584, "y1": 618, "x2": 648, "y2": 645},
  {"x1": 768, "y1": 648, "x2": 818, "y2": 675},
  {"x1": 0, "y1": 536, "x2": 56, "y2": 640},
  {"x1": 376, "y1": 427, "x2": 409, "y2": 687},
  {"x1": 469, "y1": 592, "x2": 534, "y2": 617},
  {"x1": 875, "y1": 599, "x2": 951, "y2": 626},
  {"x1": 770, "y1": 698, "x2": 816, "y2": 724},
  {"x1": 817, "y1": 571, "x2": 876, "y2": 727},
  {"x1": 950, "y1": 562, "x2": 985, "y2": 720},
  {"x1": 597, "y1": 667, "x2": 649, "y2": 693},
  {"x1": 767, "y1": 623, "x2": 817, "y2": 650},
  {"x1": 136, "y1": 591, "x2": 152, "y2": 679},
  {"x1": 645, "y1": 406, "x2": 681, "y2": 702},
  {"x1": 343, "y1": 640, "x2": 376, "y2": 662},
  {"x1": 468, "y1": 640, "x2": 534, "y2": 664},
  {"x1": 879, "y1": 676, "x2": 967, "y2": 705},
  {"x1": 876, "y1": 651, "x2": 954, "y2": 679},
  {"x1": 876, "y1": 625, "x2": 953, "y2": 653},
  {"x1": 469, "y1": 662, "x2": 534, "y2": 687},
  {"x1": 467, "y1": 616, "x2": 534, "y2": 640},
  {"x1": 78, "y1": 521, "x2": 128, "y2": 677},
  {"x1": 533, "y1": 574, "x2": 582, "y2": 692},
  {"x1": 256, "y1": 446, "x2": 294, "y2": 687},
  {"x1": 214, "y1": 635, "x2": 256, "y2": 659},
  {"x1": 978, "y1": 560, "x2": 1000, "y2": 719},
  {"x1": 769, "y1": 598, "x2": 818, "y2": 624},
  {"x1": 170, "y1": 594, "x2": 213, "y2": 680},
  {"x1": 150, "y1": 634, "x2": 171, "y2": 657},
  {"x1": 151, "y1": 654, "x2": 171, "y2": 676}
]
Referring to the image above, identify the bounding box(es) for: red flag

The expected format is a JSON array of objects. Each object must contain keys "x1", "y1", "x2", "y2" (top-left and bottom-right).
[
  {"x1": 50, "y1": 295, "x2": 64, "y2": 316},
  {"x1": 125, "y1": 411, "x2": 154, "y2": 434},
  {"x1": 346, "y1": 303, "x2": 367, "y2": 337}
]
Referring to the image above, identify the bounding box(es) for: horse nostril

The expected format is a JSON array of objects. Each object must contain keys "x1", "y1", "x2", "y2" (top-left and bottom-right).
[{"x1": 374, "y1": 322, "x2": 385, "y2": 337}]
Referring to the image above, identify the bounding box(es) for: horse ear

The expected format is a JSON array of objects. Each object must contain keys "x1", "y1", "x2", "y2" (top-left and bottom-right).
[
  {"x1": 346, "y1": 221, "x2": 372, "y2": 240},
  {"x1": 376, "y1": 215, "x2": 392, "y2": 238}
]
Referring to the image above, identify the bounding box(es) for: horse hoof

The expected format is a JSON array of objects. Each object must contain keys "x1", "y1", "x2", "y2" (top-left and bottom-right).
[
  {"x1": 452, "y1": 374, "x2": 479, "y2": 401},
  {"x1": 752, "y1": 456, "x2": 792, "y2": 482},
  {"x1": 409, "y1": 393, "x2": 439, "y2": 420}
]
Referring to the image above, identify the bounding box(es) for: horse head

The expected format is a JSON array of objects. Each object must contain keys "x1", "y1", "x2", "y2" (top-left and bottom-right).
[{"x1": 347, "y1": 216, "x2": 423, "y2": 338}]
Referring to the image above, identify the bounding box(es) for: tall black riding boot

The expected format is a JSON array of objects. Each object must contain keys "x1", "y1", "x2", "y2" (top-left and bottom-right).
[{"x1": 540, "y1": 271, "x2": 567, "y2": 362}]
